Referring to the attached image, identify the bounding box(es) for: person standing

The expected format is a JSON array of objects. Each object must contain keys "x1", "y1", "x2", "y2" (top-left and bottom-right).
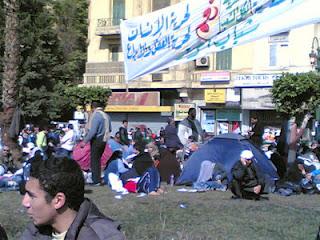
[
  {"x1": 286, "y1": 113, "x2": 312, "y2": 164},
  {"x1": 119, "y1": 120, "x2": 129, "y2": 146},
  {"x1": 249, "y1": 116, "x2": 264, "y2": 147},
  {"x1": 177, "y1": 108, "x2": 203, "y2": 146},
  {"x1": 35, "y1": 125, "x2": 48, "y2": 160},
  {"x1": 58, "y1": 124, "x2": 76, "y2": 158},
  {"x1": 164, "y1": 117, "x2": 183, "y2": 151},
  {"x1": 21, "y1": 156, "x2": 125, "y2": 239},
  {"x1": 82, "y1": 101, "x2": 111, "y2": 185}
]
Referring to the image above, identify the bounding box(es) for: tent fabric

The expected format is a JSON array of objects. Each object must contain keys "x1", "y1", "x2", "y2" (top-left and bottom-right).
[
  {"x1": 72, "y1": 141, "x2": 112, "y2": 171},
  {"x1": 176, "y1": 133, "x2": 279, "y2": 185}
]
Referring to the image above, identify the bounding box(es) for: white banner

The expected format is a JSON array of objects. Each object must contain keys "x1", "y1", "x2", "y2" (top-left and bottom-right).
[{"x1": 121, "y1": 0, "x2": 320, "y2": 81}]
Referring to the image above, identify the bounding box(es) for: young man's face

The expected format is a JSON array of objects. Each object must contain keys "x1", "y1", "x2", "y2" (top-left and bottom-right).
[
  {"x1": 189, "y1": 109, "x2": 196, "y2": 119},
  {"x1": 22, "y1": 177, "x2": 57, "y2": 226}
]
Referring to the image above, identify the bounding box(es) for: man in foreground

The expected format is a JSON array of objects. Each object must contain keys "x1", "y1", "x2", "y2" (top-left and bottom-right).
[
  {"x1": 230, "y1": 150, "x2": 266, "y2": 200},
  {"x1": 21, "y1": 156, "x2": 125, "y2": 239}
]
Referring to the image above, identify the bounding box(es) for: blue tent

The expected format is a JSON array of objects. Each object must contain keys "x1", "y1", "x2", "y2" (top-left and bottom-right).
[{"x1": 176, "y1": 133, "x2": 279, "y2": 185}]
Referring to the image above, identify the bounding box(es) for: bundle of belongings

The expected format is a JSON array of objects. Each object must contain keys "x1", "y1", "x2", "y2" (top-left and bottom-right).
[
  {"x1": 296, "y1": 149, "x2": 320, "y2": 194},
  {"x1": 192, "y1": 161, "x2": 228, "y2": 192}
]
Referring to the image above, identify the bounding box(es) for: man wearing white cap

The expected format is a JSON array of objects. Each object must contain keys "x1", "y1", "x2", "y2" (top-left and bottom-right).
[{"x1": 230, "y1": 150, "x2": 266, "y2": 200}]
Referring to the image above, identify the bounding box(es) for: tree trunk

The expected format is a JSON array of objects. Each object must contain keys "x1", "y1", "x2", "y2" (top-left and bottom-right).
[{"x1": 1, "y1": 0, "x2": 21, "y2": 161}]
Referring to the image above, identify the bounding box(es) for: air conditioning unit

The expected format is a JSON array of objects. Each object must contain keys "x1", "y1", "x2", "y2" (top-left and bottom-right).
[
  {"x1": 195, "y1": 56, "x2": 209, "y2": 67},
  {"x1": 152, "y1": 73, "x2": 162, "y2": 82}
]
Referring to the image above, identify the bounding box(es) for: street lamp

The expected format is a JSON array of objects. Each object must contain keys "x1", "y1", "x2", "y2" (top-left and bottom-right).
[{"x1": 309, "y1": 37, "x2": 320, "y2": 72}]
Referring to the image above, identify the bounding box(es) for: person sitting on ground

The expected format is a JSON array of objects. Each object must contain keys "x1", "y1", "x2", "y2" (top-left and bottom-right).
[
  {"x1": 230, "y1": 150, "x2": 266, "y2": 200},
  {"x1": 297, "y1": 144, "x2": 320, "y2": 192},
  {"x1": 0, "y1": 146, "x2": 19, "y2": 175},
  {"x1": 103, "y1": 150, "x2": 129, "y2": 187},
  {"x1": 121, "y1": 141, "x2": 162, "y2": 195},
  {"x1": 184, "y1": 136, "x2": 199, "y2": 161},
  {"x1": 21, "y1": 155, "x2": 125, "y2": 239},
  {"x1": 146, "y1": 142, "x2": 160, "y2": 167}
]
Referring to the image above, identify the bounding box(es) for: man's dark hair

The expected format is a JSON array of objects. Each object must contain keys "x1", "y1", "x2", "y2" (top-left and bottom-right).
[
  {"x1": 30, "y1": 156, "x2": 85, "y2": 211},
  {"x1": 0, "y1": 224, "x2": 8, "y2": 240},
  {"x1": 188, "y1": 108, "x2": 196, "y2": 115},
  {"x1": 134, "y1": 140, "x2": 146, "y2": 153},
  {"x1": 122, "y1": 120, "x2": 128, "y2": 124},
  {"x1": 92, "y1": 101, "x2": 104, "y2": 109}
]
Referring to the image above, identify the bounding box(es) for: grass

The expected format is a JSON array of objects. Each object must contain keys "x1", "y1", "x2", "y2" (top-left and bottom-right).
[{"x1": 1, "y1": 185, "x2": 320, "y2": 240}]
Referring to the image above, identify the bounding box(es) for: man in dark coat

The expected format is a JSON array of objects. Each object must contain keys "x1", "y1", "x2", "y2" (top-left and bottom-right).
[
  {"x1": 249, "y1": 116, "x2": 264, "y2": 147},
  {"x1": 119, "y1": 120, "x2": 129, "y2": 146},
  {"x1": 21, "y1": 156, "x2": 125, "y2": 240},
  {"x1": 164, "y1": 117, "x2": 183, "y2": 151},
  {"x1": 230, "y1": 150, "x2": 266, "y2": 200}
]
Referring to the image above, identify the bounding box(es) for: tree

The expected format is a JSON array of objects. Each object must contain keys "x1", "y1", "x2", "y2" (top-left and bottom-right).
[
  {"x1": 1, "y1": 0, "x2": 21, "y2": 160},
  {"x1": 0, "y1": 0, "x2": 89, "y2": 123},
  {"x1": 17, "y1": 0, "x2": 66, "y2": 122},
  {"x1": 63, "y1": 86, "x2": 112, "y2": 110},
  {"x1": 271, "y1": 72, "x2": 320, "y2": 117},
  {"x1": 52, "y1": 0, "x2": 88, "y2": 84}
]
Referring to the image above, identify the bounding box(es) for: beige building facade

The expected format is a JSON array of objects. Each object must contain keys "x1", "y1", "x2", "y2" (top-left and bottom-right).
[{"x1": 83, "y1": 0, "x2": 319, "y2": 135}]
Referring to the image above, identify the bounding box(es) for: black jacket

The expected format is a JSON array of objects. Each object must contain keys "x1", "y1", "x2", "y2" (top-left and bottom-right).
[
  {"x1": 231, "y1": 160, "x2": 264, "y2": 187},
  {"x1": 119, "y1": 126, "x2": 129, "y2": 146},
  {"x1": 20, "y1": 198, "x2": 125, "y2": 240}
]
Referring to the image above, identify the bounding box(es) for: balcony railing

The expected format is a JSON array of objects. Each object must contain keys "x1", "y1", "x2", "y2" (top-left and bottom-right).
[
  {"x1": 86, "y1": 62, "x2": 124, "y2": 74},
  {"x1": 84, "y1": 73, "x2": 126, "y2": 85}
]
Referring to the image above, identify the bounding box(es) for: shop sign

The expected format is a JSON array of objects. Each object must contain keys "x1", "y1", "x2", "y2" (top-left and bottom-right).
[
  {"x1": 200, "y1": 72, "x2": 230, "y2": 83},
  {"x1": 108, "y1": 92, "x2": 160, "y2": 106},
  {"x1": 216, "y1": 109, "x2": 241, "y2": 121},
  {"x1": 234, "y1": 74, "x2": 281, "y2": 87},
  {"x1": 106, "y1": 105, "x2": 172, "y2": 112},
  {"x1": 205, "y1": 89, "x2": 226, "y2": 103},
  {"x1": 242, "y1": 88, "x2": 275, "y2": 110},
  {"x1": 174, "y1": 103, "x2": 195, "y2": 121}
]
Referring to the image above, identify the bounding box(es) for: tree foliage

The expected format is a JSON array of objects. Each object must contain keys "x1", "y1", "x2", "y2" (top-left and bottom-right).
[
  {"x1": 52, "y1": 0, "x2": 88, "y2": 84},
  {"x1": 63, "y1": 86, "x2": 112, "y2": 109},
  {"x1": 271, "y1": 72, "x2": 320, "y2": 117},
  {"x1": 0, "y1": 0, "x2": 91, "y2": 122}
]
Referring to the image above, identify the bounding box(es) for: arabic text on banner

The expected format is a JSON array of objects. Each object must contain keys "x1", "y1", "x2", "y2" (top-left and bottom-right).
[{"x1": 120, "y1": 0, "x2": 320, "y2": 81}]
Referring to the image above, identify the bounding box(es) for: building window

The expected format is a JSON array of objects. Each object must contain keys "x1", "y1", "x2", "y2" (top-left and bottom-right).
[
  {"x1": 113, "y1": 0, "x2": 125, "y2": 25},
  {"x1": 216, "y1": 48, "x2": 232, "y2": 70},
  {"x1": 152, "y1": 0, "x2": 170, "y2": 11},
  {"x1": 110, "y1": 45, "x2": 120, "y2": 62},
  {"x1": 269, "y1": 32, "x2": 289, "y2": 67}
]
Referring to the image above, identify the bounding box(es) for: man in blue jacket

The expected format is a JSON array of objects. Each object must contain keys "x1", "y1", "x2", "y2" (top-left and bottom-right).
[{"x1": 82, "y1": 101, "x2": 111, "y2": 185}]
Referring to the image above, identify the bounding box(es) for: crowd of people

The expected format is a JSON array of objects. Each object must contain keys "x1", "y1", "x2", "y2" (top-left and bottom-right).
[{"x1": 1, "y1": 103, "x2": 320, "y2": 238}]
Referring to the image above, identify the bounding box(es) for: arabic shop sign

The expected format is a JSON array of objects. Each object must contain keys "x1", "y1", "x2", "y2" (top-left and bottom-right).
[
  {"x1": 205, "y1": 89, "x2": 226, "y2": 103},
  {"x1": 174, "y1": 103, "x2": 195, "y2": 121},
  {"x1": 121, "y1": 0, "x2": 320, "y2": 80},
  {"x1": 234, "y1": 74, "x2": 281, "y2": 87},
  {"x1": 200, "y1": 72, "x2": 230, "y2": 83}
]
